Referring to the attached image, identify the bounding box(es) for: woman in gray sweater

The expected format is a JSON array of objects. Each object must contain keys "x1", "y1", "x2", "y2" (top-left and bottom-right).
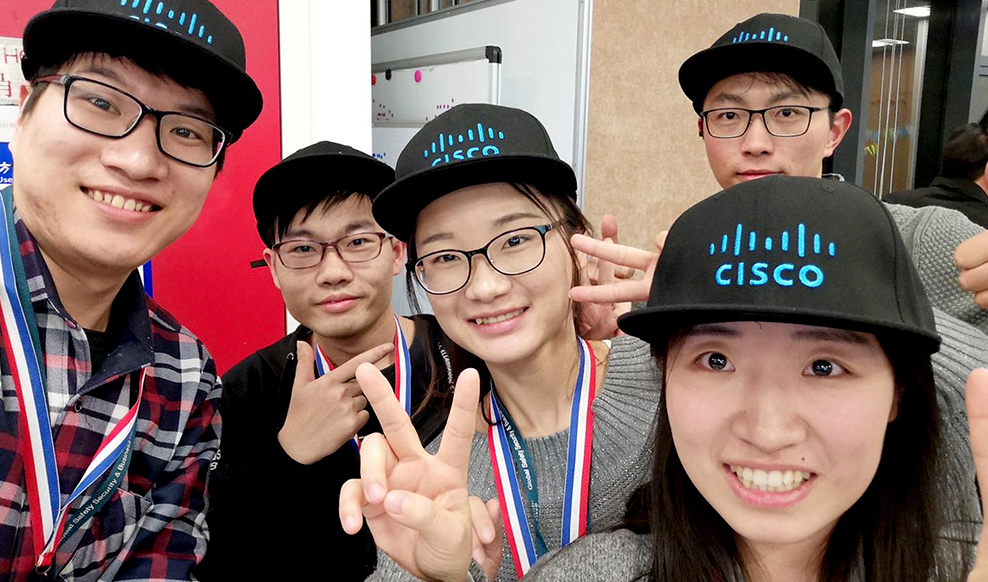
[
  {"x1": 343, "y1": 176, "x2": 988, "y2": 582},
  {"x1": 351, "y1": 103, "x2": 659, "y2": 581}
]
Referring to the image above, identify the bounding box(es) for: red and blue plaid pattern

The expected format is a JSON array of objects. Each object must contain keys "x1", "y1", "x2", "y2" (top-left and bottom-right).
[{"x1": 0, "y1": 214, "x2": 221, "y2": 582}]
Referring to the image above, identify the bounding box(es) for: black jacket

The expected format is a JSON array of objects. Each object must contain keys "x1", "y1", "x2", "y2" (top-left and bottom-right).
[
  {"x1": 198, "y1": 315, "x2": 469, "y2": 581},
  {"x1": 886, "y1": 177, "x2": 988, "y2": 229}
]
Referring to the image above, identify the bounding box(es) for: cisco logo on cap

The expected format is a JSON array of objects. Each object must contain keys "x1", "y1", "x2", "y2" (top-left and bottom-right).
[
  {"x1": 710, "y1": 223, "x2": 836, "y2": 288},
  {"x1": 423, "y1": 124, "x2": 505, "y2": 167},
  {"x1": 118, "y1": 0, "x2": 215, "y2": 44},
  {"x1": 732, "y1": 27, "x2": 789, "y2": 43}
]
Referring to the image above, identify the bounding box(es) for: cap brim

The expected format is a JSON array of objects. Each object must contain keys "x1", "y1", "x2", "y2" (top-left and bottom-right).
[
  {"x1": 617, "y1": 304, "x2": 941, "y2": 354},
  {"x1": 22, "y1": 10, "x2": 262, "y2": 142},
  {"x1": 678, "y1": 42, "x2": 842, "y2": 114},
  {"x1": 253, "y1": 155, "x2": 396, "y2": 243},
  {"x1": 373, "y1": 154, "x2": 577, "y2": 242}
]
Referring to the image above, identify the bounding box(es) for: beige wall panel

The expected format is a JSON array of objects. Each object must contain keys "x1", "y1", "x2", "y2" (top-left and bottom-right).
[{"x1": 585, "y1": 0, "x2": 799, "y2": 252}]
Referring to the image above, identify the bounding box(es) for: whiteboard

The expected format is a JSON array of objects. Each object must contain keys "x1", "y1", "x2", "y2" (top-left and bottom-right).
[{"x1": 372, "y1": 46, "x2": 502, "y2": 167}]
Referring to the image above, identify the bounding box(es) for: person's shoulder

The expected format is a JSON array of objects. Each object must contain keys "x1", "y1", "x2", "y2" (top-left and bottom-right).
[
  {"x1": 145, "y1": 294, "x2": 212, "y2": 366},
  {"x1": 222, "y1": 326, "x2": 307, "y2": 396},
  {"x1": 525, "y1": 529, "x2": 650, "y2": 582},
  {"x1": 884, "y1": 188, "x2": 929, "y2": 207}
]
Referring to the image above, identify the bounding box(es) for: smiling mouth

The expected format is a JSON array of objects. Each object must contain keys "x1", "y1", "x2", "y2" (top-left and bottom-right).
[
  {"x1": 83, "y1": 188, "x2": 157, "y2": 213},
  {"x1": 729, "y1": 465, "x2": 815, "y2": 493},
  {"x1": 472, "y1": 308, "x2": 526, "y2": 325}
]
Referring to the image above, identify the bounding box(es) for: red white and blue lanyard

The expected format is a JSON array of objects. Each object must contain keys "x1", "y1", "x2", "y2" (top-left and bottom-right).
[
  {"x1": 313, "y1": 314, "x2": 412, "y2": 448},
  {"x1": 488, "y1": 337, "x2": 596, "y2": 577},
  {"x1": 0, "y1": 191, "x2": 145, "y2": 569}
]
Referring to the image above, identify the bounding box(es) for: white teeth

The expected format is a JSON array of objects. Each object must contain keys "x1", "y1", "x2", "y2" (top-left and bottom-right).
[
  {"x1": 86, "y1": 189, "x2": 154, "y2": 213},
  {"x1": 473, "y1": 308, "x2": 525, "y2": 325},
  {"x1": 731, "y1": 465, "x2": 811, "y2": 492}
]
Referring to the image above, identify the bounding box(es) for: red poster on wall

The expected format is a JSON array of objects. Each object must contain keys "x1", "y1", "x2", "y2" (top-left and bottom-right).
[{"x1": 0, "y1": 0, "x2": 285, "y2": 374}]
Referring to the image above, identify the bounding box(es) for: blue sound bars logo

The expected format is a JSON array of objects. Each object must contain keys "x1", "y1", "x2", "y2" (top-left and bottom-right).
[
  {"x1": 709, "y1": 223, "x2": 836, "y2": 288},
  {"x1": 423, "y1": 124, "x2": 505, "y2": 167},
  {"x1": 732, "y1": 27, "x2": 789, "y2": 43},
  {"x1": 119, "y1": 0, "x2": 215, "y2": 44}
]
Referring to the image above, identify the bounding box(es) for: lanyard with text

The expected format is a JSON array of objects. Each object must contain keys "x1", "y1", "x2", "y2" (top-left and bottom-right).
[
  {"x1": 0, "y1": 191, "x2": 145, "y2": 568},
  {"x1": 313, "y1": 313, "x2": 412, "y2": 448},
  {"x1": 487, "y1": 337, "x2": 596, "y2": 577}
]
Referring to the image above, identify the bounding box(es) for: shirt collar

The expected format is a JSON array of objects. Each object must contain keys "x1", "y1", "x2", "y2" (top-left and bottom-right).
[{"x1": 929, "y1": 177, "x2": 988, "y2": 204}]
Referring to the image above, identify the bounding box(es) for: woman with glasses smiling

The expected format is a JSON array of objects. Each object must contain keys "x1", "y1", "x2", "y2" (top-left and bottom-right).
[{"x1": 343, "y1": 103, "x2": 661, "y2": 581}]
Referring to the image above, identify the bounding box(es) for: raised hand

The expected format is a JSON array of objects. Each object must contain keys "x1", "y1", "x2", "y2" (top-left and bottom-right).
[
  {"x1": 956, "y1": 231, "x2": 988, "y2": 309},
  {"x1": 340, "y1": 364, "x2": 482, "y2": 582},
  {"x1": 570, "y1": 228, "x2": 664, "y2": 339},
  {"x1": 965, "y1": 368, "x2": 988, "y2": 581},
  {"x1": 277, "y1": 341, "x2": 392, "y2": 465}
]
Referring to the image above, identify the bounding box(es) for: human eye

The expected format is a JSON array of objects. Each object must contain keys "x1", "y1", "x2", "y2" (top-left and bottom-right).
[
  {"x1": 427, "y1": 252, "x2": 462, "y2": 267},
  {"x1": 802, "y1": 358, "x2": 847, "y2": 378},
  {"x1": 773, "y1": 106, "x2": 808, "y2": 120},
  {"x1": 74, "y1": 90, "x2": 122, "y2": 115},
  {"x1": 346, "y1": 236, "x2": 372, "y2": 248},
  {"x1": 696, "y1": 351, "x2": 735, "y2": 372},
  {"x1": 169, "y1": 123, "x2": 207, "y2": 143},
  {"x1": 502, "y1": 232, "x2": 534, "y2": 249},
  {"x1": 713, "y1": 109, "x2": 741, "y2": 121},
  {"x1": 284, "y1": 241, "x2": 319, "y2": 255}
]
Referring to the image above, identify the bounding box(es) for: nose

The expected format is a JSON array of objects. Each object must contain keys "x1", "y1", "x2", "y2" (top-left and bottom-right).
[
  {"x1": 314, "y1": 247, "x2": 354, "y2": 286},
  {"x1": 731, "y1": 376, "x2": 806, "y2": 454},
  {"x1": 99, "y1": 114, "x2": 169, "y2": 181},
  {"x1": 740, "y1": 112, "x2": 775, "y2": 157},
  {"x1": 463, "y1": 254, "x2": 511, "y2": 303}
]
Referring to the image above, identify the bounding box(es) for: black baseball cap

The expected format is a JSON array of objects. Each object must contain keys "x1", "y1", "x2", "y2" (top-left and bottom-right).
[
  {"x1": 22, "y1": 0, "x2": 262, "y2": 143},
  {"x1": 618, "y1": 176, "x2": 940, "y2": 353},
  {"x1": 373, "y1": 103, "x2": 577, "y2": 242},
  {"x1": 253, "y1": 141, "x2": 396, "y2": 247},
  {"x1": 679, "y1": 13, "x2": 844, "y2": 115}
]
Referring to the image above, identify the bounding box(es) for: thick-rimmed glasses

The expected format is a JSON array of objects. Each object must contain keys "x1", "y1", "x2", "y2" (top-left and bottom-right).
[
  {"x1": 701, "y1": 105, "x2": 826, "y2": 139},
  {"x1": 35, "y1": 74, "x2": 229, "y2": 167},
  {"x1": 272, "y1": 232, "x2": 392, "y2": 269},
  {"x1": 411, "y1": 223, "x2": 563, "y2": 295}
]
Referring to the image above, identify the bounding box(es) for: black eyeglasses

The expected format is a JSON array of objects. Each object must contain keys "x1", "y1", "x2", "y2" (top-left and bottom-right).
[
  {"x1": 410, "y1": 223, "x2": 564, "y2": 295},
  {"x1": 35, "y1": 74, "x2": 230, "y2": 167},
  {"x1": 272, "y1": 232, "x2": 392, "y2": 269},
  {"x1": 701, "y1": 105, "x2": 826, "y2": 139}
]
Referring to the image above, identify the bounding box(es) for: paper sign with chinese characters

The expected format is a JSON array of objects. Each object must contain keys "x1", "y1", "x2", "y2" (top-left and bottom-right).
[{"x1": 0, "y1": 37, "x2": 24, "y2": 106}]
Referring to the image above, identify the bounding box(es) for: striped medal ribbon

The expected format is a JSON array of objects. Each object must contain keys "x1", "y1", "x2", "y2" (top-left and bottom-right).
[
  {"x1": 488, "y1": 337, "x2": 596, "y2": 577},
  {"x1": 313, "y1": 314, "x2": 412, "y2": 448},
  {"x1": 0, "y1": 192, "x2": 145, "y2": 568}
]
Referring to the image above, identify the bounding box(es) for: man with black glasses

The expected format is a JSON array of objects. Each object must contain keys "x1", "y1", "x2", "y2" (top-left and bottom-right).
[
  {"x1": 200, "y1": 141, "x2": 469, "y2": 582},
  {"x1": 1, "y1": 0, "x2": 261, "y2": 580}
]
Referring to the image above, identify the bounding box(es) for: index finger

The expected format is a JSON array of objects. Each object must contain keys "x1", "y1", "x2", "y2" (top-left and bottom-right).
[
  {"x1": 570, "y1": 278, "x2": 651, "y2": 304},
  {"x1": 435, "y1": 368, "x2": 481, "y2": 472},
  {"x1": 355, "y1": 362, "x2": 424, "y2": 460},
  {"x1": 329, "y1": 343, "x2": 394, "y2": 381},
  {"x1": 956, "y1": 230, "x2": 988, "y2": 269},
  {"x1": 570, "y1": 234, "x2": 657, "y2": 272}
]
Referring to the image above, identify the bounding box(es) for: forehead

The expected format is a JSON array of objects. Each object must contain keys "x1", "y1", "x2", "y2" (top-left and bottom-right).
[
  {"x1": 703, "y1": 72, "x2": 828, "y2": 109},
  {"x1": 59, "y1": 53, "x2": 215, "y2": 119},
  {"x1": 287, "y1": 194, "x2": 380, "y2": 234},
  {"x1": 415, "y1": 183, "x2": 550, "y2": 244}
]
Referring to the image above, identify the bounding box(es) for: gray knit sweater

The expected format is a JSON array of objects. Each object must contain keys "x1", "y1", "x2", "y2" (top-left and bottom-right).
[
  {"x1": 885, "y1": 203, "x2": 987, "y2": 333},
  {"x1": 370, "y1": 335, "x2": 659, "y2": 582}
]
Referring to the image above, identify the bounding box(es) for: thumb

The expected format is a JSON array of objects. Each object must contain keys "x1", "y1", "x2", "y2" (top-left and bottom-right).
[{"x1": 294, "y1": 341, "x2": 316, "y2": 389}]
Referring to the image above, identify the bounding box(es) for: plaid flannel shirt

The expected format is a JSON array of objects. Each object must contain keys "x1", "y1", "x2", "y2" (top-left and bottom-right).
[{"x1": 0, "y1": 213, "x2": 221, "y2": 581}]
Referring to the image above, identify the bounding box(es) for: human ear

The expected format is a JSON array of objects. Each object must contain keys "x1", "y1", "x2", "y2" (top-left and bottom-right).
[
  {"x1": 263, "y1": 248, "x2": 283, "y2": 291},
  {"x1": 824, "y1": 108, "x2": 853, "y2": 157},
  {"x1": 697, "y1": 117, "x2": 704, "y2": 138},
  {"x1": 391, "y1": 239, "x2": 406, "y2": 277}
]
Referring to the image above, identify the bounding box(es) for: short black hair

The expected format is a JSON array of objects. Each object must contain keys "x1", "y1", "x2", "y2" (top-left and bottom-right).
[
  {"x1": 940, "y1": 123, "x2": 988, "y2": 181},
  {"x1": 264, "y1": 189, "x2": 365, "y2": 247}
]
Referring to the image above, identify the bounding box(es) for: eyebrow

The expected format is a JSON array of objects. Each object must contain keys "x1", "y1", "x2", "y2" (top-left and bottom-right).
[
  {"x1": 419, "y1": 212, "x2": 546, "y2": 247},
  {"x1": 709, "y1": 89, "x2": 812, "y2": 108},
  {"x1": 791, "y1": 328, "x2": 870, "y2": 345},
  {"x1": 683, "y1": 323, "x2": 741, "y2": 338},
  {"x1": 76, "y1": 66, "x2": 216, "y2": 120},
  {"x1": 283, "y1": 220, "x2": 377, "y2": 242}
]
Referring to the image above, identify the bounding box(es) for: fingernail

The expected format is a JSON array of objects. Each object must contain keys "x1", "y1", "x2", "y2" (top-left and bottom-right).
[
  {"x1": 482, "y1": 527, "x2": 494, "y2": 543},
  {"x1": 384, "y1": 491, "x2": 406, "y2": 514},
  {"x1": 344, "y1": 514, "x2": 360, "y2": 533}
]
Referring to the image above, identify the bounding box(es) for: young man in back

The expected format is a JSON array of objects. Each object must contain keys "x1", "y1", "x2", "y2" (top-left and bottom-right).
[
  {"x1": 201, "y1": 141, "x2": 468, "y2": 581},
  {"x1": 2, "y1": 0, "x2": 262, "y2": 580}
]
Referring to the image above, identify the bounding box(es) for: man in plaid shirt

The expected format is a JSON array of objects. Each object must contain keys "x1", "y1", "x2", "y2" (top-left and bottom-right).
[{"x1": 0, "y1": 0, "x2": 261, "y2": 580}]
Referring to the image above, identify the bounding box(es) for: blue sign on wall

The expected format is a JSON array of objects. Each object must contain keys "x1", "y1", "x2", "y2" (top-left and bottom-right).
[{"x1": 0, "y1": 142, "x2": 11, "y2": 188}]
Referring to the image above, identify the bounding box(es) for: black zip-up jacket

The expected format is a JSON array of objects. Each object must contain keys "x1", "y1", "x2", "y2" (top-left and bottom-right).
[{"x1": 199, "y1": 315, "x2": 470, "y2": 581}]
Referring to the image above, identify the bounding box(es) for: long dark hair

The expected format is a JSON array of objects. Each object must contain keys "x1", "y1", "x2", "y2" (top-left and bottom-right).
[{"x1": 628, "y1": 332, "x2": 956, "y2": 582}]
